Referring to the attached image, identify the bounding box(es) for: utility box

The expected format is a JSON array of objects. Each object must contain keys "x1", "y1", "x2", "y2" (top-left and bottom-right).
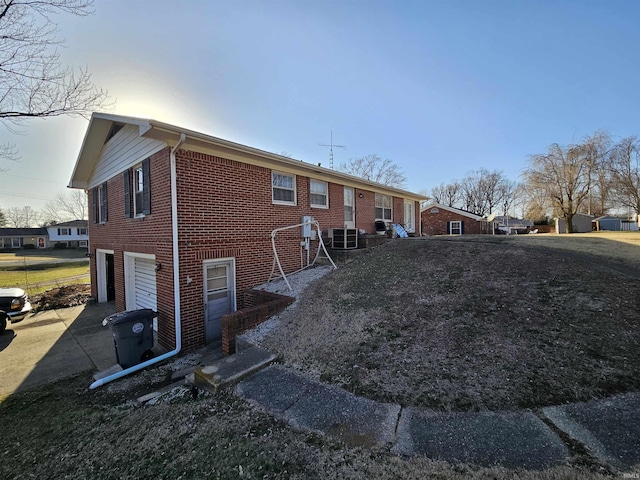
[
  {"x1": 103, "y1": 309, "x2": 156, "y2": 369},
  {"x1": 302, "y1": 216, "x2": 313, "y2": 238}
]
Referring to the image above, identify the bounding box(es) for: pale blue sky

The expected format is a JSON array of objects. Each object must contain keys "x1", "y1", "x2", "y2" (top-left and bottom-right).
[{"x1": 2, "y1": 0, "x2": 640, "y2": 210}]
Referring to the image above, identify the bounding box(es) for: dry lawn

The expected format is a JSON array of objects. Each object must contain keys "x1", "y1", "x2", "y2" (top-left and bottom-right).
[
  {"x1": 0, "y1": 372, "x2": 615, "y2": 480},
  {"x1": 508, "y1": 231, "x2": 640, "y2": 266},
  {"x1": 260, "y1": 235, "x2": 640, "y2": 412}
]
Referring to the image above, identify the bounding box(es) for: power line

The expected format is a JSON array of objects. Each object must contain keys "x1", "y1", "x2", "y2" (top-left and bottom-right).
[
  {"x1": 1, "y1": 173, "x2": 67, "y2": 185},
  {"x1": 318, "y1": 131, "x2": 346, "y2": 170},
  {"x1": 0, "y1": 191, "x2": 54, "y2": 201}
]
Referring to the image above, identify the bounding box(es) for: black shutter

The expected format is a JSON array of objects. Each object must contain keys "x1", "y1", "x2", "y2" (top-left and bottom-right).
[
  {"x1": 460, "y1": 221, "x2": 464, "y2": 235},
  {"x1": 142, "y1": 158, "x2": 151, "y2": 215},
  {"x1": 101, "y1": 182, "x2": 108, "y2": 222},
  {"x1": 446, "y1": 221, "x2": 450, "y2": 234},
  {"x1": 92, "y1": 187, "x2": 98, "y2": 223},
  {"x1": 124, "y1": 170, "x2": 131, "y2": 218}
]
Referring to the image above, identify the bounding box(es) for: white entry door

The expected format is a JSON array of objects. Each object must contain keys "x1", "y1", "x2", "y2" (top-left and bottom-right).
[
  {"x1": 344, "y1": 187, "x2": 355, "y2": 229},
  {"x1": 204, "y1": 258, "x2": 235, "y2": 344}
]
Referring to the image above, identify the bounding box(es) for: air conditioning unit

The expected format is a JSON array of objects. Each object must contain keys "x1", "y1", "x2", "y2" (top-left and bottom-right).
[{"x1": 330, "y1": 228, "x2": 357, "y2": 249}]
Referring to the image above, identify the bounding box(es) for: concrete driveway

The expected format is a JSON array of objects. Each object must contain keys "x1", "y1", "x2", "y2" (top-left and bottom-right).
[{"x1": 0, "y1": 302, "x2": 116, "y2": 396}]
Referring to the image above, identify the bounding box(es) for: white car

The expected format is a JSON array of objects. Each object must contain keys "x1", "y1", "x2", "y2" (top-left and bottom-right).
[{"x1": 0, "y1": 287, "x2": 32, "y2": 333}]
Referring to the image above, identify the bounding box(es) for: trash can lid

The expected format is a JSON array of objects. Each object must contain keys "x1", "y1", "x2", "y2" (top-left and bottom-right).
[{"x1": 103, "y1": 308, "x2": 157, "y2": 326}]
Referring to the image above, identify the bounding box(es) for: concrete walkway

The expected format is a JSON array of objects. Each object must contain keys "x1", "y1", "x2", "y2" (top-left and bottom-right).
[
  {"x1": 0, "y1": 302, "x2": 115, "y2": 396},
  {"x1": 234, "y1": 363, "x2": 640, "y2": 471}
]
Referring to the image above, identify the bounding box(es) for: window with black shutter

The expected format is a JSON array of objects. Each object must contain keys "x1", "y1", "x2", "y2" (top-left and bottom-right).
[
  {"x1": 133, "y1": 158, "x2": 151, "y2": 216},
  {"x1": 124, "y1": 169, "x2": 132, "y2": 218},
  {"x1": 93, "y1": 182, "x2": 108, "y2": 223}
]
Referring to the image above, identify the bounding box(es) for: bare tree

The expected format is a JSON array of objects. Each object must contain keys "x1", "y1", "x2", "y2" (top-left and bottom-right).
[
  {"x1": 458, "y1": 168, "x2": 513, "y2": 216},
  {"x1": 339, "y1": 154, "x2": 407, "y2": 188},
  {"x1": 460, "y1": 169, "x2": 486, "y2": 215},
  {"x1": 610, "y1": 136, "x2": 640, "y2": 218},
  {"x1": 0, "y1": 0, "x2": 110, "y2": 161},
  {"x1": 418, "y1": 189, "x2": 431, "y2": 209},
  {"x1": 430, "y1": 182, "x2": 460, "y2": 207},
  {"x1": 499, "y1": 179, "x2": 519, "y2": 217},
  {"x1": 524, "y1": 132, "x2": 609, "y2": 233},
  {"x1": 581, "y1": 130, "x2": 613, "y2": 217},
  {"x1": 5, "y1": 205, "x2": 39, "y2": 227},
  {"x1": 521, "y1": 182, "x2": 552, "y2": 224},
  {"x1": 0, "y1": 206, "x2": 6, "y2": 226},
  {"x1": 43, "y1": 190, "x2": 88, "y2": 222}
]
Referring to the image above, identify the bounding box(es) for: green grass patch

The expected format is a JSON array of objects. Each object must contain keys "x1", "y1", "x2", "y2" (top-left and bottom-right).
[
  {"x1": 0, "y1": 248, "x2": 88, "y2": 262},
  {"x1": 0, "y1": 261, "x2": 89, "y2": 292}
]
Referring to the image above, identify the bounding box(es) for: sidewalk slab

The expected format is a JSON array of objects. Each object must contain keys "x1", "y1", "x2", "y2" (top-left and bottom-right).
[
  {"x1": 543, "y1": 392, "x2": 640, "y2": 470},
  {"x1": 393, "y1": 407, "x2": 568, "y2": 470},
  {"x1": 237, "y1": 365, "x2": 400, "y2": 448},
  {"x1": 193, "y1": 345, "x2": 276, "y2": 393}
]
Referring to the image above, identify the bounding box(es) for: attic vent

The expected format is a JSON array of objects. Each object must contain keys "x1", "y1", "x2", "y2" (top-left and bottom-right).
[{"x1": 105, "y1": 122, "x2": 124, "y2": 143}]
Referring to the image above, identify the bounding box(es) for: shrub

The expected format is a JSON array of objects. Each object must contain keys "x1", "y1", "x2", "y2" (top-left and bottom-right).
[
  {"x1": 53, "y1": 242, "x2": 68, "y2": 249},
  {"x1": 23, "y1": 244, "x2": 35, "y2": 249}
]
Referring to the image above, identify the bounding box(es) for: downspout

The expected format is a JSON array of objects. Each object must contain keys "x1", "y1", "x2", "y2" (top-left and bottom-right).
[{"x1": 90, "y1": 133, "x2": 187, "y2": 389}]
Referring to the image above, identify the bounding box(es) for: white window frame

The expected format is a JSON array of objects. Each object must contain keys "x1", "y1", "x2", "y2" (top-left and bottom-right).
[
  {"x1": 133, "y1": 163, "x2": 145, "y2": 217},
  {"x1": 310, "y1": 179, "x2": 329, "y2": 208},
  {"x1": 97, "y1": 184, "x2": 107, "y2": 223},
  {"x1": 11, "y1": 237, "x2": 21, "y2": 248},
  {"x1": 272, "y1": 171, "x2": 296, "y2": 205},
  {"x1": 450, "y1": 221, "x2": 462, "y2": 235},
  {"x1": 375, "y1": 193, "x2": 392, "y2": 221},
  {"x1": 58, "y1": 228, "x2": 70, "y2": 236},
  {"x1": 78, "y1": 227, "x2": 87, "y2": 235},
  {"x1": 79, "y1": 240, "x2": 88, "y2": 247}
]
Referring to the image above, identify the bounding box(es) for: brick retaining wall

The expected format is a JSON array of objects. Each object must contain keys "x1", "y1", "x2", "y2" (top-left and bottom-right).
[{"x1": 221, "y1": 289, "x2": 294, "y2": 355}]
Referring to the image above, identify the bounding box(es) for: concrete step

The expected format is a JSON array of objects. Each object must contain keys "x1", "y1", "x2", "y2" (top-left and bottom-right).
[{"x1": 190, "y1": 345, "x2": 277, "y2": 394}]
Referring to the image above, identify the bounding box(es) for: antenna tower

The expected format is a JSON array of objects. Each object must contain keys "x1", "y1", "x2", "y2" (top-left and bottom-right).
[{"x1": 318, "y1": 131, "x2": 346, "y2": 169}]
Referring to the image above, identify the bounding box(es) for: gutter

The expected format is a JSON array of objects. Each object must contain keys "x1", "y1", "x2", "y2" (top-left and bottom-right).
[{"x1": 90, "y1": 133, "x2": 187, "y2": 389}]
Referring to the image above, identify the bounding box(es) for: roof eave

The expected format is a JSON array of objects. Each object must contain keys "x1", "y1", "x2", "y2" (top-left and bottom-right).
[{"x1": 69, "y1": 113, "x2": 426, "y2": 201}]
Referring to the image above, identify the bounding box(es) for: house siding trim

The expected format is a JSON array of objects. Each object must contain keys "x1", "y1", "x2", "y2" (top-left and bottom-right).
[{"x1": 88, "y1": 124, "x2": 166, "y2": 190}]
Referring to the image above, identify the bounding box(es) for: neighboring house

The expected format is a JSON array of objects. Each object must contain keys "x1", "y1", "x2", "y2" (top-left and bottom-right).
[
  {"x1": 420, "y1": 202, "x2": 495, "y2": 235},
  {"x1": 593, "y1": 216, "x2": 639, "y2": 232},
  {"x1": 68, "y1": 113, "x2": 425, "y2": 352},
  {"x1": 592, "y1": 216, "x2": 622, "y2": 231},
  {"x1": 47, "y1": 220, "x2": 89, "y2": 248},
  {"x1": 0, "y1": 228, "x2": 49, "y2": 249},
  {"x1": 495, "y1": 216, "x2": 534, "y2": 235},
  {"x1": 555, "y1": 213, "x2": 594, "y2": 233}
]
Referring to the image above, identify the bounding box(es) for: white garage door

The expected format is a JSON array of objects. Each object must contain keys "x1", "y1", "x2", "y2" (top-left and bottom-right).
[
  {"x1": 133, "y1": 257, "x2": 157, "y2": 311},
  {"x1": 125, "y1": 253, "x2": 158, "y2": 331}
]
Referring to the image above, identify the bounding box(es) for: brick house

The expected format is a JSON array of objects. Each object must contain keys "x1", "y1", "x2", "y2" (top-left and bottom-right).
[
  {"x1": 69, "y1": 113, "x2": 424, "y2": 353},
  {"x1": 421, "y1": 202, "x2": 494, "y2": 235}
]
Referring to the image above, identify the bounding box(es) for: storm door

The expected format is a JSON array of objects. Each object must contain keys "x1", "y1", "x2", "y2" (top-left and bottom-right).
[
  {"x1": 344, "y1": 187, "x2": 355, "y2": 229},
  {"x1": 204, "y1": 259, "x2": 235, "y2": 343}
]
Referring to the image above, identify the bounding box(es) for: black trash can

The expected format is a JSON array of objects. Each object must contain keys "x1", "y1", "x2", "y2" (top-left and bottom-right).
[{"x1": 104, "y1": 309, "x2": 156, "y2": 368}]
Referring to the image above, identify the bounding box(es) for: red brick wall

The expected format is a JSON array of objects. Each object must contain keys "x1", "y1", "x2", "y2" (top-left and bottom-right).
[
  {"x1": 88, "y1": 148, "x2": 176, "y2": 349},
  {"x1": 421, "y1": 207, "x2": 486, "y2": 235},
  {"x1": 89, "y1": 146, "x2": 420, "y2": 351}
]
